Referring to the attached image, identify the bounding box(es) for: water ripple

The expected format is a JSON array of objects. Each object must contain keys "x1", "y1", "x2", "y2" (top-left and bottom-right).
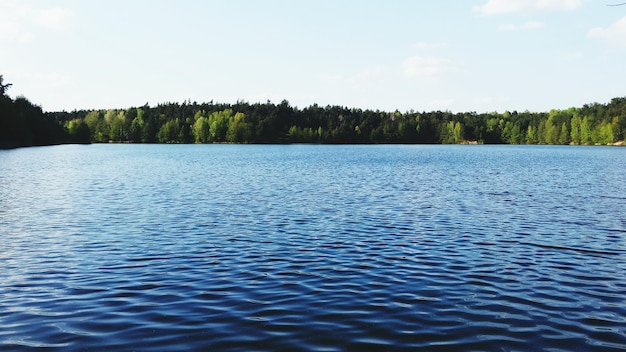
[{"x1": 1, "y1": 145, "x2": 625, "y2": 350}]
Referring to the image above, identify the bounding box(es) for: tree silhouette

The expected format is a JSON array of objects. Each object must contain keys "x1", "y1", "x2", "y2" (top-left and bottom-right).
[{"x1": 0, "y1": 75, "x2": 12, "y2": 96}]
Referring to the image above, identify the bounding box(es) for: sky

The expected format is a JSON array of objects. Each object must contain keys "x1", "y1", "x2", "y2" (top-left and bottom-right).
[{"x1": 1, "y1": 0, "x2": 625, "y2": 113}]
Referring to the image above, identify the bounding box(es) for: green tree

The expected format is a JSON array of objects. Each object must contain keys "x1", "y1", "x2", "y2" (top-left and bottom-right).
[
  {"x1": 558, "y1": 122, "x2": 569, "y2": 145},
  {"x1": 580, "y1": 116, "x2": 592, "y2": 145},
  {"x1": 110, "y1": 111, "x2": 128, "y2": 141},
  {"x1": 66, "y1": 119, "x2": 91, "y2": 143},
  {"x1": 208, "y1": 110, "x2": 231, "y2": 142},
  {"x1": 594, "y1": 121, "x2": 614, "y2": 145},
  {"x1": 525, "y1": 125, "x2": 537, "y2": 144},
  {"x1": 157, "y1": 118, "x2": 181, "y2": 143},
  {"x1": 226, "y1": 112, "x2": 250, "y2": 143},
  {"x1": 502, "y1": 121, "x2": 522, "y2": 144},
  {"x1": 453, "y1": 121, "x2": 463, "y2": 144},
  {"x1": 543, "y1": 114, "x2": 558, "y2": 144},
  {"x1": 129, "y1": 109, "x2": 145, "y2": 143},
  {"x1": 1, "y1": 87, "x2": 68, "y2": 147},
  {"x1": 192, "y1": 112, "x2": 210, "y2": 143},
  {"x1": 83, "y1": 110, "x2": 101, "y2": 141},
  {"x1": 570, "y1": 115, "x2": 581, "y2": 144},
  {"x1": 441, "y1": 121, "x2": 455, "y2": 144},
  {"x1": 484, "y1": 117, "x2": 502, "y2": 143}
]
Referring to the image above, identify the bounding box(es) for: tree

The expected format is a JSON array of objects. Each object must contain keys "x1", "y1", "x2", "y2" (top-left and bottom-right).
[
  {"x1": 129, "y1": 109, "x2": 145, "y2": 143},
  {"x1": 226, "y1": 112, "x2": 250, "y2": 143},
  {"x1": 453, "y1": 121, "x2": 463, "y2": 143},
  {"x1": 0, "y1": 75, "x2": 12, "y2": 96},
  {"x1": 570, "y1": 115, "x2": 581, "y2": 144},
  {"x1": 580, "y1": 116, "x2": 592, "y2": 145},
  {"x1": 440, "y1": 121, "x2": 463, "y2": 144},
  {"x1": 502, "y1": 121, "x2": 522, "y2": 144},
  {"x1": 7, "y1": 86, "x2": 623, "y2": 146},
  {"x1": 110, "y1": 111, "x2": 128, "y2": 141},
  {"x1": 526, "y1": 125, "x2": 537, "y2": 144},
  {"x1": 1, "y1": 88, "x2": 68, "y2": 147},
  {"x1": 208, "y1": 110, "x2": 231, "y2": 142},
  {"x1": 558, "y1": 122, "x2": 569, "y2": 145},
  {"x1": 66, "y1": 119, "x2": 91, "y2": 143},
  {"x1": 595, "y1": 121, "x2": 614, "y2": 145},
  {"x1": 157, "y1": 118, "x2": 181, "y2": 143},
  {"x1": 192, "y1": 112, "x2": 210, "y2": 143},
  {"x1": 543, "y1": 114, "x2": 559, "y2": 144}
]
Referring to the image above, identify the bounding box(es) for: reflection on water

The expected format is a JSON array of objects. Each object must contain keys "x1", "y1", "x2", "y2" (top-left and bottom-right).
[{"x1": 1, "y1": 144, "x2": 625, "y2": 350}]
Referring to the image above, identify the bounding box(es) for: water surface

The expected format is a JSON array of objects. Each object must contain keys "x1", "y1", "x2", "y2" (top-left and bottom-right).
[{"x1": 1, "y1": 144, "x2": 625, "y2": 351}]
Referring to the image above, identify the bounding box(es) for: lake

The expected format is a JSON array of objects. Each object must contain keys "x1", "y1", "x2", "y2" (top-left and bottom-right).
[{"x1": 1, "y1": 144, "x2": 625, "y2": 351}]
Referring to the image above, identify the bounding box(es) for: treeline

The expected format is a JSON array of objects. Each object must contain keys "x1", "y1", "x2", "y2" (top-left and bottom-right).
[
  {"x1": 0, "y1": 75, "x2": 67, "y2": 148},
  {"x1": 49, "y1": 98, "x2": 626, "y2": 145},
  {"x1": 2, "y1": 75, "x2": 626, "y2": 147}
]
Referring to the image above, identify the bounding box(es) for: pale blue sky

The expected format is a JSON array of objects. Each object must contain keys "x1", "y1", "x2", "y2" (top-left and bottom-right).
[{"x1": 1, "y1": 0, "x2": 625, "y2": 113}]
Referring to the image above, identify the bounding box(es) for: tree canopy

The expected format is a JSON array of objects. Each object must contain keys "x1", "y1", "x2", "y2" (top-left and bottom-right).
[
  {"x1": 48, "y1": 98, "x2": 626, "y2": 146},
  {"x1": 1, "y1": 76, "x2": 67, "y2": 148},
  {"x1": 2, "y1": 74, "x2": 626, "y2": 148}
]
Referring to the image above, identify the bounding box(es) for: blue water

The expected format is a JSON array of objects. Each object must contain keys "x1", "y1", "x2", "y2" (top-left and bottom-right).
[{"x1": 1, "y1": 144, "x2": 625, "y2": 351}]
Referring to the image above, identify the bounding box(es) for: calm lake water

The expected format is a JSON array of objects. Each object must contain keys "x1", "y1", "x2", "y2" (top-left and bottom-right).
[{"x1": 1, "y1": 144, "x2": 625, "y2": 351}]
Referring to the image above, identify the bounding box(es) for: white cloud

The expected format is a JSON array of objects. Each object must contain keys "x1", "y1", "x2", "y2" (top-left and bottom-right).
[
  {"x1": 498, "y1": 20, "x2": 545, "y2": 31},
  {"x1": 0, "y1": 20, "x2": 19, "y2": 41},
  {"x1": 0, "y1": 1, "x2": 72, "y2": 42},
  {"x1": 588, "y1": 16, "x2": 626, "y2": 48},
  {"x1": 18, "y1": 32, "x2": 34, "y2": 43},
  {"x1": 474, "y1": 0, "x2": 582, "y2": 15},
  {"x1": 402, "y1": 56, "x2": 457, "y2": 78},
  {"x1": 36, "y1": 8, "x2": 72, "y2": 30}
]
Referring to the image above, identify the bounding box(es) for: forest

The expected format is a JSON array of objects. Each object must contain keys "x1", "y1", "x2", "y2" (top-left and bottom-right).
[
  {"x1": 2, "y1": 75, "x2": 626, "y2": 147},
  {"x1": 0, "y1": 75, "x2": 67, "y2": 148}
]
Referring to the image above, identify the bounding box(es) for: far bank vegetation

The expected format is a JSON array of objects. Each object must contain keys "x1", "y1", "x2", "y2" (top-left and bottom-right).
[
  {"x1": 51, "y1": 98, "x2": 626, "y2": 146},
  {"x1": 3, "y1": 75, "x2": 626, "y2": 147}
]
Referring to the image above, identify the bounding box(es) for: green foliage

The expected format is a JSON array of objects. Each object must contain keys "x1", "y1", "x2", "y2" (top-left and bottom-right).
[
  {"x1": 580, "y1": 116, "x2": 592, "y2": 145},
  {"x1": 129, "y1": 109, "x2": 145, "y2": 143},
  {"x1": 206, "y1": 110, "x2": 229, "y2": 142},
  {"x1": 81, "y1": 97, "x2": 622, "y2": 145},
  {"x1": 226, "y1": 112, "x2": 251, "y2": 143},
  {"x1": 192, "y1": 112, "x2": 210, "y2": 143},
  {"x1": 157, "y1": 118, "x2": 181, "y2": 143},
  {"x1": 526, "y1": 125, "x2": 537, "y2": 144},
  {"x1": 502, "y1": 121, "x2": 522, "y2": 144},
  {"x1": 441, "y1": 121, "x2": 463, "y2": 144},
  {"x1": 110, "y1": 111, "x2": 128, "y2": 142},
  {"x1": 4, "y1": 73, "x2": 626, "y2": 147},
  {"x1": 570, "y1": 115, "x2": 581, "y2": 144},
  {"x1": 594, "y1": 121, "x2": 614, "y2": 145},
  {"x1": 66, "y1": 119, "x2": 90, "y2": 143},
  {"x1": 559, "y1": 123, "x2": 569, "y2": 145},
  {"x1": 543, "y1": 115, "x2": 558, "y2": 144},
  {"x1": 0, "y1": 78, "x2": 68, "y2": 148}
]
